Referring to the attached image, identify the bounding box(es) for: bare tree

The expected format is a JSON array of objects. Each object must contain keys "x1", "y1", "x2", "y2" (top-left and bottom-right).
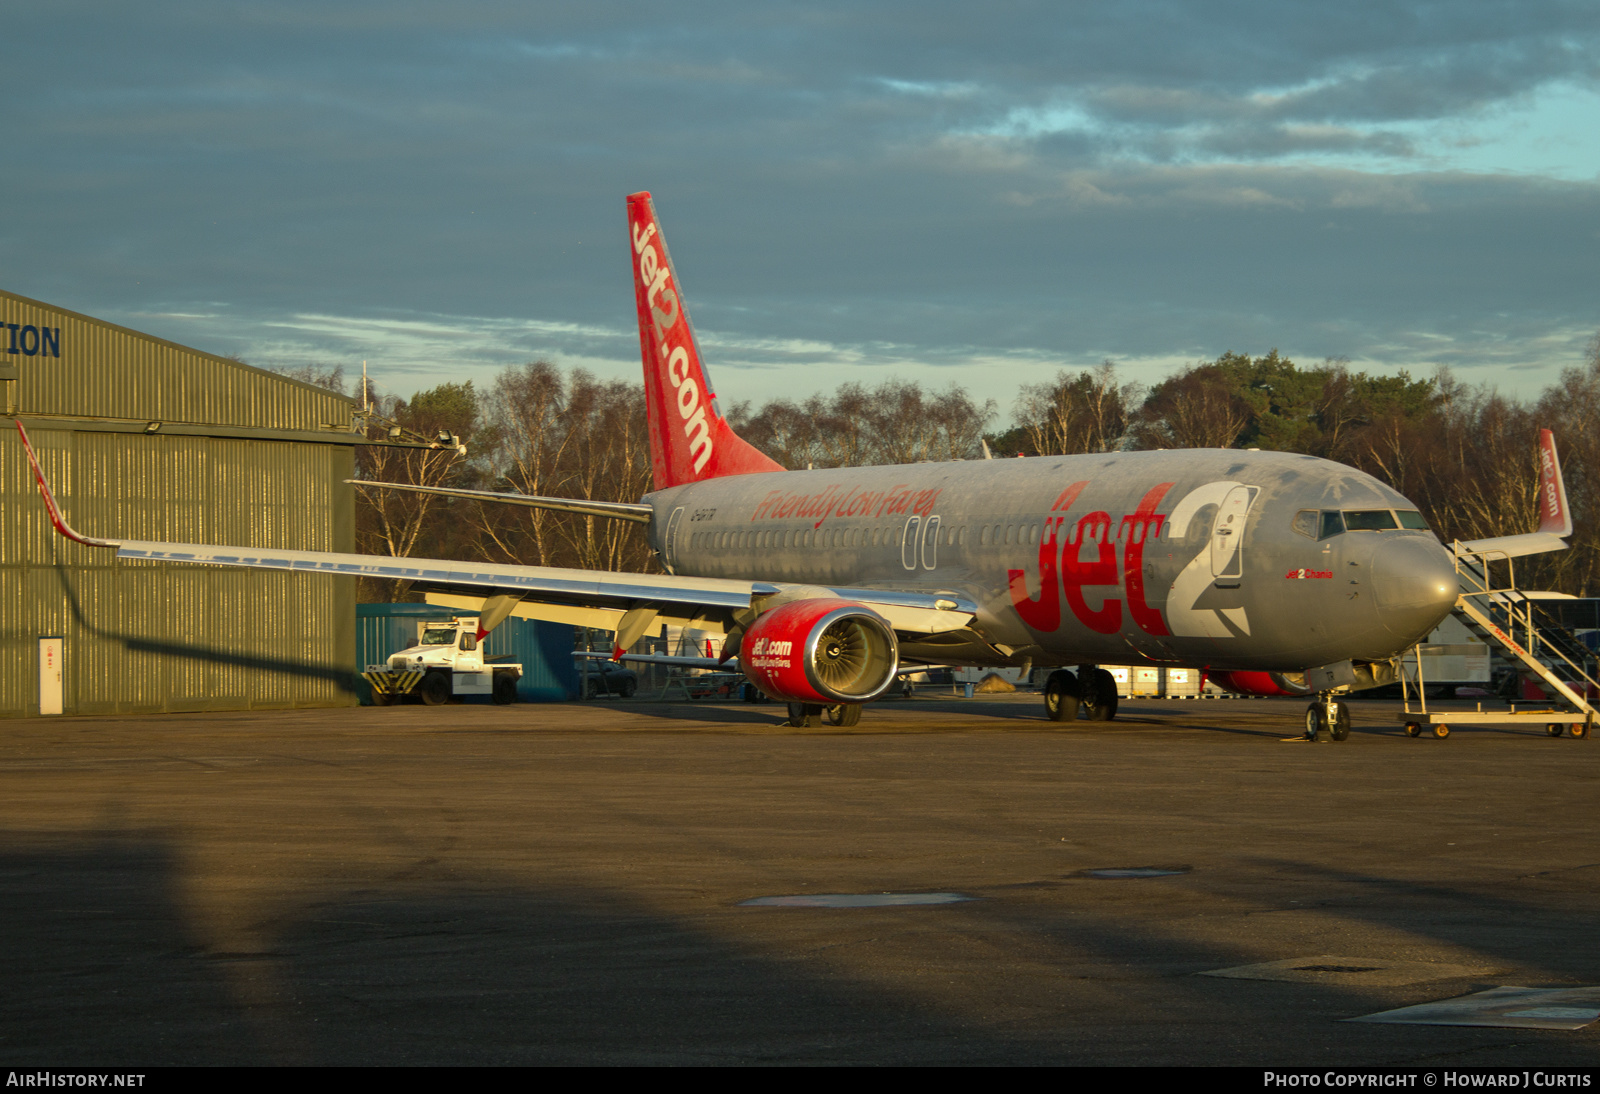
[
  {"x1": 1528, "y1": 338, "x2": 1600, "y2": 595},
  {"x1": 1015, "y1": 362, "x2": 1141, "y2": 455},
  {"x1": 738, "y1": 396, "x2": 828, "y2": 469},
  {"x1": 470, "y1": 364, "x2": 656, "y2": 573},
  {"x1": 476, "y1": 362, "x2": 577, "y2": 567},
  {"x1": 268, "y1": 363, "x2": 348, "y2": 395},
  {"x1": 352, "y1": 382, "x2": 477, "y2": 599},
  {"x1": 549, "y1": 372, "x2": 654, "y2": 571},
  {"x1": 1131, "y1": 364, "x2": 1254, "y2": 449},
  {"x1": 741, "y1": 378, "x2": 994, "y2": 468}
]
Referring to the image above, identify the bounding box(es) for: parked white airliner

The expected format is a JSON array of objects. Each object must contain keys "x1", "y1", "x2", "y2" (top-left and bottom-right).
[{"x1": 15, "y1": 192, "x2": 1574, "y2": 737}]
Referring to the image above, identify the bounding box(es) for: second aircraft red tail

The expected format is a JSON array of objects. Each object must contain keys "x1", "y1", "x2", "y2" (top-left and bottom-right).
[{"x1": 627, "y1": 191, "x2": 784, "y2": 491}]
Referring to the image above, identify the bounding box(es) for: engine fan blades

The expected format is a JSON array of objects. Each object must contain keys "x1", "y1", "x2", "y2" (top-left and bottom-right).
[{"x1": 811, "y1": 618, "x2": 880, "y2": 696}]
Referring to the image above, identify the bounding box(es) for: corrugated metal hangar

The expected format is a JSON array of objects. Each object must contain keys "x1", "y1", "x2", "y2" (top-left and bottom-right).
[{"x1": 1, "y1": 288, "x2": 362, "y2": 717}]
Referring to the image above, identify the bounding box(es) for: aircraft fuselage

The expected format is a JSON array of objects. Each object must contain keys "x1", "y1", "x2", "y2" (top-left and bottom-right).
[{"x1": 646, "y1": 447, "x2": 1459, "y2": 674}]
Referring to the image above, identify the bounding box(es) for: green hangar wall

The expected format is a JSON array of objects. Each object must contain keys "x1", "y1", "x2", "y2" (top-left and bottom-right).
[{"x1": 0, "y1": 288, "x2": 362, "y2": 717}]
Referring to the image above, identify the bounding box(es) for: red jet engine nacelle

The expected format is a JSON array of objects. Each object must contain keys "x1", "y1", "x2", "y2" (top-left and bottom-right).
[
  {"x1": 1210, "y1": 670, "x2": 1315, "y2": 697},
  {"x1": 741, "y1": 598, "x2": 899, "y2": 705}
]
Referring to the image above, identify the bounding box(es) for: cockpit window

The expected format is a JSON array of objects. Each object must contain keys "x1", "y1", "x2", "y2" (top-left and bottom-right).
[
  {"x1": 1344, "y1": 509, "x2": 1399, "y2": 531},
  {"x1": 1319, "y1": 510, "x2": 1346, "y2": 539},
  {"x1": 1396, "y1": 510, "x2": 1430, "y2": 530},
  {"x1": 1291, "y1": 510, "x2": 1318, "y2": 539}
]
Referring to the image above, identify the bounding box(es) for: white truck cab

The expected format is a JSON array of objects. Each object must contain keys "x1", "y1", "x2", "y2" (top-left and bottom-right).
[{"x1": 364, "y1": 617, "x2": 523, "y2": 706}]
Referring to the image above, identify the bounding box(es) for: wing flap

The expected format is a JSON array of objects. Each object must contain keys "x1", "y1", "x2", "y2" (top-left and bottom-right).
[
  {"x1": 424, "y1": 591, "x2": 626, "y2": 632},
  {"x1": 864, "y1": 602, "x2": 976, "y2": 635}
]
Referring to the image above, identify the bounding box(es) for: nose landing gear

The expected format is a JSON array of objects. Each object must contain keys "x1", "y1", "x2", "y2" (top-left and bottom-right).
[{"x1": 1305, "y1": 694, "x2": 1351, "y2": 742}]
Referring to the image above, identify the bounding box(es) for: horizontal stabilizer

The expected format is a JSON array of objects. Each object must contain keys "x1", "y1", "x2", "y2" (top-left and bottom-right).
[
  {"x1": 1454, "y1": 531, "x2": 1569, "y2": 560},
  {"x1": 1455, "y1": 428, "x2": 1573, "y2": 560},
  {"x1": 345, "y1": 480, "x2": 653, "y2": 523},
  {"x1": 576, "y1": 651, "x2": 731, "y2": 670}
]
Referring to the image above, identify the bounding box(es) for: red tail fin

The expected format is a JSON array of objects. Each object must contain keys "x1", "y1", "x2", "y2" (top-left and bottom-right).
[
  {"x1": 1537, "y1": 429, "x2": 1572, "y2": 538},
  {"x1": 627, "y1": 192, "x2": 783, "y2": 491}
]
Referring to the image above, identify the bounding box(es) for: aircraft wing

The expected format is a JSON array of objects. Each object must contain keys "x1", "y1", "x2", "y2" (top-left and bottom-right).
[
  {"x1": 108, "y1": 541, "x2": 976, "y2": 635},
  {"x1": 16, "y1": 419, "x2": 975, "y2": 641},
  {"x1": 114, "y1": 539, "x2": 766, "y2": 608}
]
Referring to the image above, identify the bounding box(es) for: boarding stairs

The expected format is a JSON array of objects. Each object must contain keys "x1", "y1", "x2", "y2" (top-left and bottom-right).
[{"x1": 1399, "y1": 546, "x2": 1598, "y2": 737}]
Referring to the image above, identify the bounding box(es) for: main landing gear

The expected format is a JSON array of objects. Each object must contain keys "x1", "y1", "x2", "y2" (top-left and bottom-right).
[
  {"x1": 1043, "y1": 667, "x2": 1119, "y2": 723},
  {"x1": 787, "y1": 702, "x2": 863, "y2": 727},
  {"x1": 1305, "y1": 693, "x2": 1351, "y2": 742}
]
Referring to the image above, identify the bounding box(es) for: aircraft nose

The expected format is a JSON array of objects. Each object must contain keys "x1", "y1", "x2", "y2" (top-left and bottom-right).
[{"x1": 1371, "y1": 536, "x2": 1459, "y2": 642}]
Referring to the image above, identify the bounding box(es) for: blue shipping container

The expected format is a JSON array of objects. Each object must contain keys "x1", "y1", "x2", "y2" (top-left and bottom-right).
[{"x1": 356, "y1": 604, "x2": 579, "y2": 703}]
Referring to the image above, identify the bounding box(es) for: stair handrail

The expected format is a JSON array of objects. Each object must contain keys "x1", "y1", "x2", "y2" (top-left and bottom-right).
[{"x1": 1450, "y1": 545, "x2": 1599, "y2": 709}]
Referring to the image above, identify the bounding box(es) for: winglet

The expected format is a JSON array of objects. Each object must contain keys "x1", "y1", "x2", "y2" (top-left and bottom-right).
[
  {"x1": 1536, "y1": 429, "x2": 1572, "y2": 538},
  {"x1": 13, "y1": 420, "x2": 120, "y2": 548}
]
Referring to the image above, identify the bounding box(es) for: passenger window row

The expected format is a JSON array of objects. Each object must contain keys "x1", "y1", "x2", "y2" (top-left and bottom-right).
[
  {"x1": 688, "y1": 514, "x2": 1172, "y2": 552},
  {"x1": 687, "y1": 524, "x2": 963, "y2": 551}
]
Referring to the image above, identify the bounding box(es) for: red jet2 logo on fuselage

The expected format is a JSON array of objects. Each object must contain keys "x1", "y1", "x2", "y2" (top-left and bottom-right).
[
  {"x1": 1008, "y1": 479, "x2": 1261, "y2": 640},
  {"x1": 1009, "y1": 481, "x2": 1171, "y2": 636}
]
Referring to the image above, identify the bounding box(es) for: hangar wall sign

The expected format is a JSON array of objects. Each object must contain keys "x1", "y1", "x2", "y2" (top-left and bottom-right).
[{"x1": 6, "y1": 323, "x2": 60, "y2": 357}]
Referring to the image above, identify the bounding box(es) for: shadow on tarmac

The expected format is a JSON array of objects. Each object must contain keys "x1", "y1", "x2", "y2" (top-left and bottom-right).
[{"x1": 5, "y1": 826, "x2": 1599, "y2": 1065}]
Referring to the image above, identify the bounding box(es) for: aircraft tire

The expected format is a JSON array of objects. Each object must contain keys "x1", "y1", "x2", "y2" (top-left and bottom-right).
[
  {"x1": 492, "y1": 673, "x2": 517, "y2": 705},
  {"x1": 1329, "y1": 702, "x2": 1350, "y2": 742},
  {"x1": 1083, "y1": 669, "x2": 1118, "y2": 721},
  {"x1": 1044, "y1": 670, "x2": 1081, "y2": 723},
  {"x1": 1304, "y1": 703, "x2": 1323, "y2": 741},
  {"x1": 826, "y1": 704, "x2": 863, "y2": 727},
  {"x1": 419, "y1": 671, "x2": 451, "y2": 706},
  {"x1": 787, "y1": 702, "x2": 822, "y2": 728}
]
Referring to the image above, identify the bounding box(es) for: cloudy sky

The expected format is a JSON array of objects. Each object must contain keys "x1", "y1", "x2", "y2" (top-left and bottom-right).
[{"x1": 5, "y1": 2, "x2": 1598, "y2": 419}]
